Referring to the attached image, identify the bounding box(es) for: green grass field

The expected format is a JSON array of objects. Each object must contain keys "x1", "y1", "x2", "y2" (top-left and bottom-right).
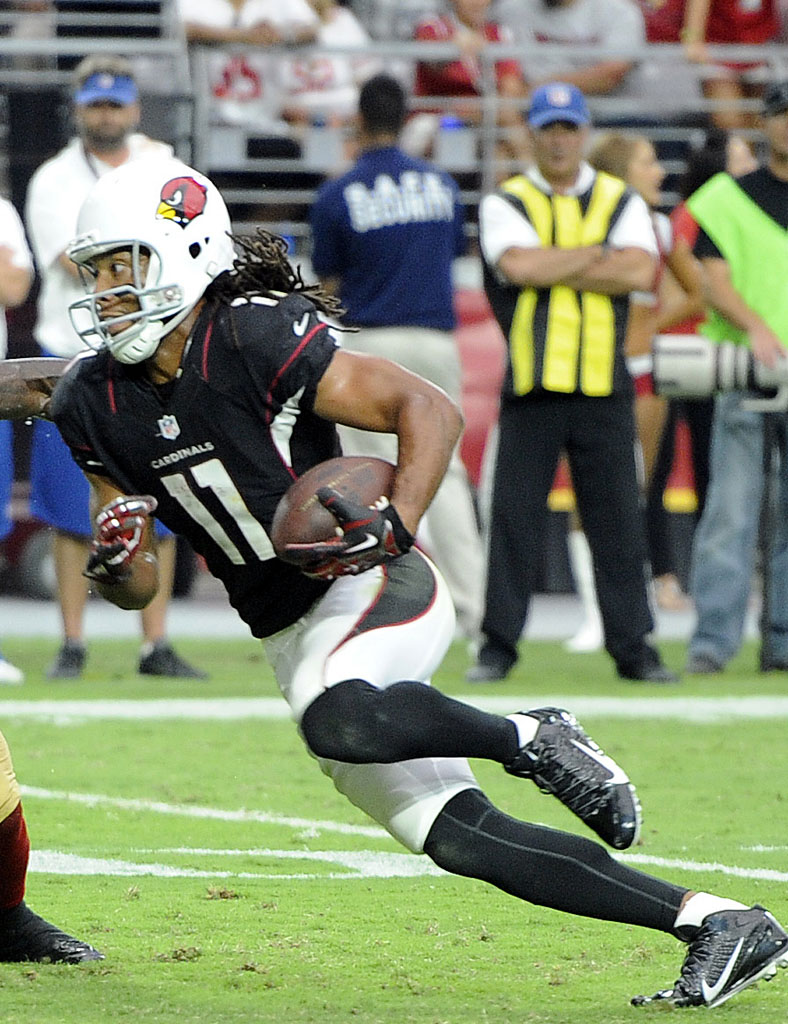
[{"x1": 0, "y1": 634, "x2": 787, "y2": 1024}]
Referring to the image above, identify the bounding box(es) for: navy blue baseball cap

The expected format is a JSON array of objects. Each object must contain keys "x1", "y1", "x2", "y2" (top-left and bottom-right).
[
  {"x1": 75, "y1": 72, "x2": 138, "y2": 106},
  {"x1": 528, "y1": 82, "x2": 590, "y2": 128}
]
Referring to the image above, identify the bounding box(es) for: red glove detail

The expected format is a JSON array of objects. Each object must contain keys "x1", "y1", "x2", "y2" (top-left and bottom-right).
[
  {"x1": 84, "y1": 495, "x2": 158, "y2": 585},
  {"x1": 284, "y1": 487, "x2": 414, "y2": 581}
]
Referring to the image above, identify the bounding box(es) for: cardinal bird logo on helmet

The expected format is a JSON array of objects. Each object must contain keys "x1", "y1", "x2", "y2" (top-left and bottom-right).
[{"x1": 156, "y1": 176, "x2": 208, "y2": 228}]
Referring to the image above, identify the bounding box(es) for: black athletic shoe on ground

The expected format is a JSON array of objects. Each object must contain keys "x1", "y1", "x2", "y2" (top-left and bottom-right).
[
  {"x1": 617, "y1": 643, "x2": 680, "y2": 683},
  {"x1": 632, "y1": 906, "x2": 788, "y2": 1008},
  {"x1": 138, "y1": 641, "x2": 208, "y2": 679},
  {"x1": 0, "y1": 901, "x2": 104, "y2": 963},
  {"x1": 504, "y1": 707, "x2": 642, "y2": 850},
  {"x1": 46, "y1": 641, "x2": 86, "y2": 680}
]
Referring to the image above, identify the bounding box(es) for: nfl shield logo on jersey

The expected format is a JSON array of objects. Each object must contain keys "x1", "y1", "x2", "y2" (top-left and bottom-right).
[{"x1": 157, "y1": 414, "x2": 181, "y2": 440}]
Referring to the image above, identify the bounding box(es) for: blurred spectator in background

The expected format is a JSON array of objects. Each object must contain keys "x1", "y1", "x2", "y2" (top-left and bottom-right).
[
  {"x1": 646, "y1": 127, "x2": 758, "y2": 618},
  {"x1": 496, "y1": 0, "x2": 647, "y2": 115},
  {"x1": 177, "y1": 0, "x2": 318, "y2": 136},
  {"x1": 24, "y1": 54, "x2": 207, "y2": 681},
  {"x1": 310, "y1": 74, "x2": 485, "y2": 643},
  {"x1": 350, "y1": 0, "x2": 439, "y2": 44},
  {"x1": 404, "y1": 0, "x2": 529, "y2": 168},
  {"x1": 633, "y1": 0, "x2": 706, "y2": 126},
  {"x1": 0, "y1": 196, "x2": 33, "y2": 684},
  {"x1": 636, "y1": 0, "x2": 685, "y2": 42},
  {"x1": 276, "y1": 0, "x2": 379, "y2": 164},
  {"x1": 683, "y1": 81, "x2": 788, "y2": 676},
  {"x1": 682, "y1": 0, "x2": 780, "y2": 130},
  {"x1": 1, "y1": 0, "x2": 55, "y2": 66},
  {"x1": 177, "y1": 0, "x2": 321, "y2": 222}
]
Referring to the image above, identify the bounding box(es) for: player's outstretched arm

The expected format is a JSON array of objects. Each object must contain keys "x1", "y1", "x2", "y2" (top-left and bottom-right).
[
  {"x1": 313, "y1": 349, "x2": 463, "y2": 536},
  {"x1": 0, "y1": 358, "x2": 72, "y2": 420},
  {"x1": 84, "y1": 473, "x2": 160, "y2": 611},
  {"x1": 0, "y1": 379, "x2": 52, "y2": 420}
]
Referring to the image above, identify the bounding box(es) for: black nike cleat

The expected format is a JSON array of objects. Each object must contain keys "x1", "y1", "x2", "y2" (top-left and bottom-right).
[
  {"x1": 0, "y1": 901, "x2": 104, "y2": 964},
  {"x1": 632, "y1": 905, "x2": 788, "y2": 1008},
  {"x1": 504, "y1": 707, "x2": 642, "y2": 850}
]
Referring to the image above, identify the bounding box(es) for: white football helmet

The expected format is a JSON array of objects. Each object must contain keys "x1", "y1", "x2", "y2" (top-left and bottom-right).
[{"x1": 68, "y1": 158, "x2": 236, "y2": 364}]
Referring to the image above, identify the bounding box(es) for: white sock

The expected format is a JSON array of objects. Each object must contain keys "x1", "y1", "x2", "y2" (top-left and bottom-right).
[
  {"x1": 673, "y1": 892, "x2": 748, "y2": 934},
  {"x1": 506, "y1": 713, "x2": 540, "y2": 748}
]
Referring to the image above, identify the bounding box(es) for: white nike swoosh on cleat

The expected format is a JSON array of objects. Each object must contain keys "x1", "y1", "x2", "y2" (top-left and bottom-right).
[
  {"x1": 343, "y1": 533, "x2": 379, "y2": 554},
  {"x1": 570, "y1": 739, "x2": 630, "y2": 785},
  {"x1": 706, "y1": 946, "x2": 788, "y2": 1007},
  {"x1": 700, "y1": 937, "x2": 744, "y2": 1005}
]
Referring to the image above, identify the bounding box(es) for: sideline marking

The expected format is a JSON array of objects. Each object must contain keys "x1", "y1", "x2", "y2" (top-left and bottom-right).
[
  {"x1": 6, "y1": 695, "x2": 788, "y2": 723},
  {"x1": 619, "y1": 854, "x2": 788, "y2": 884},
  {"x1": 21, "y1": 785, "x2": 390, "y2": 838},
  {"x1": 22, "y1": 787, "x2": 788, "y2": 885},
  {"x1": 28, "y1": 847, "x2": 788, "y2": 884},
  {"x1": 0, "y1": 698, "x2": 290, "y2": 722},
  {"x1": 30, "y1": 849, "x2": 444, "y2": 880}
]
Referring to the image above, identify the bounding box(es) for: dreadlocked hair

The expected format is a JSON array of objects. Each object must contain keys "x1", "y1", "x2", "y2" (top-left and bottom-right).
[{"x1": 206, "y1": 228, "x2": 344, "y2": 319}]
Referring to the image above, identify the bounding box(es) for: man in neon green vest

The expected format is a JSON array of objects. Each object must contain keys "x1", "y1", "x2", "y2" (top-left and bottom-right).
[{"x1": 684, "y1": 80, "x2": 788, "y2": 676}]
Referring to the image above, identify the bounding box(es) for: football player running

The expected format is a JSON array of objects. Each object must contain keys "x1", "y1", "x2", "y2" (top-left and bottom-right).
[{"x1": 15, "y1": 158, "x2": 788, "y2": 1006}]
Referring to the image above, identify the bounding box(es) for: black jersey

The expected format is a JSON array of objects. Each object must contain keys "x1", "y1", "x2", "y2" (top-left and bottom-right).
[{"x1": 50, "y1": 292, "x2": 342, "y2": 637}]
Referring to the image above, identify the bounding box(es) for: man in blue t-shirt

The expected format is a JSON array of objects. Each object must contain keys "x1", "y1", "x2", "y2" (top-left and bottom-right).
[{"x1": 309, "y1": 74, "x2": 484, "y2": 644}]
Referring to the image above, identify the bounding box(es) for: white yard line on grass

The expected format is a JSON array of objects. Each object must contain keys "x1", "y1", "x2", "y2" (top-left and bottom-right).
[
  {"x1": 15, "y1": 695, "x2": 788, "y2": 884},
  {"x1": 27, "y1": 846, "x2": 788, "y2": 883},
  {"x1": 30, "y1": 849, "x2": 445, "y2": 880},
  {"x1": 22, "y1": 786, "x2": 788, "y2": 884},
  {"x1": 619, "y1": 854, "x2": 788, "y2": 884},
  {"x1": 0, "y1": 698, "x2": 291, "y2": 722},
  {"x1": 5, "y1": 694, "x2": 788, "y2": 722},
  {"x1": 20, "y1": 785, "x2": 388, "y2": 838}
]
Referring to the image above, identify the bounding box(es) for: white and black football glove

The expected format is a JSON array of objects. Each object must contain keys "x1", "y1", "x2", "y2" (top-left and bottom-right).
[
  {"x1": 284, "y1": 487, "x2": 414, "y2": 581},
  {"x1": 84, "y1": 495, "x2": 158, "y2": 585}
]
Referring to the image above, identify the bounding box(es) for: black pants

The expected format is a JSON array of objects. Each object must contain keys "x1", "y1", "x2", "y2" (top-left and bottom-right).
[
  {"x1": 646, "y1": 398, "x2": 714, "y2": 579},
  {"x1": 482, "y1": 392, "x2": 653, "y2": 667}
]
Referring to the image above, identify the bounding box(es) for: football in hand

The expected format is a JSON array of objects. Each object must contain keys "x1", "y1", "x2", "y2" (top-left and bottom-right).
[{"x1": 271, "y1": 456, "x2": 396, "y2": 560}]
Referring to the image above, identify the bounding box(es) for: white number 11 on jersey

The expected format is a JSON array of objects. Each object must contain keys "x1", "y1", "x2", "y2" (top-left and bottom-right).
[{"x1": 161, "y1": 458, "x2": 276, "y2": 564}]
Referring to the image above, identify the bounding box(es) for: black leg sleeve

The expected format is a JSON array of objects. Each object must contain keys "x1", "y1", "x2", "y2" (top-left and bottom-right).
[
  {"x1": 424, "y1": 789, "x2": 686, "y2": 935},
  {"x1": 300, "y1": 679, "x2": 519, "y2": 764}
]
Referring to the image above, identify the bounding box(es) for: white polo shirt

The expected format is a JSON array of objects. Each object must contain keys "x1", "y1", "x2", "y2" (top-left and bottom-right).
[
  {"x1": 25, "y1": 134, "x2": 173, "y2": 357},
  {"x1": 0, "y1": 197, "x2": 33, "y2": 358}
]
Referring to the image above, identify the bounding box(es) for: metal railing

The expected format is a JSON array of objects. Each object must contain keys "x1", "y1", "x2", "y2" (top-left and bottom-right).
[
  {"x1": 0, "y1": 1, "x2": 192, "y2": 196},
  {"x1": 187, "y1": 39, "x2": 788, "y2": 240},
  {"x1": 0, "y1": 21, "x2": 786, "y2": 241}
]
